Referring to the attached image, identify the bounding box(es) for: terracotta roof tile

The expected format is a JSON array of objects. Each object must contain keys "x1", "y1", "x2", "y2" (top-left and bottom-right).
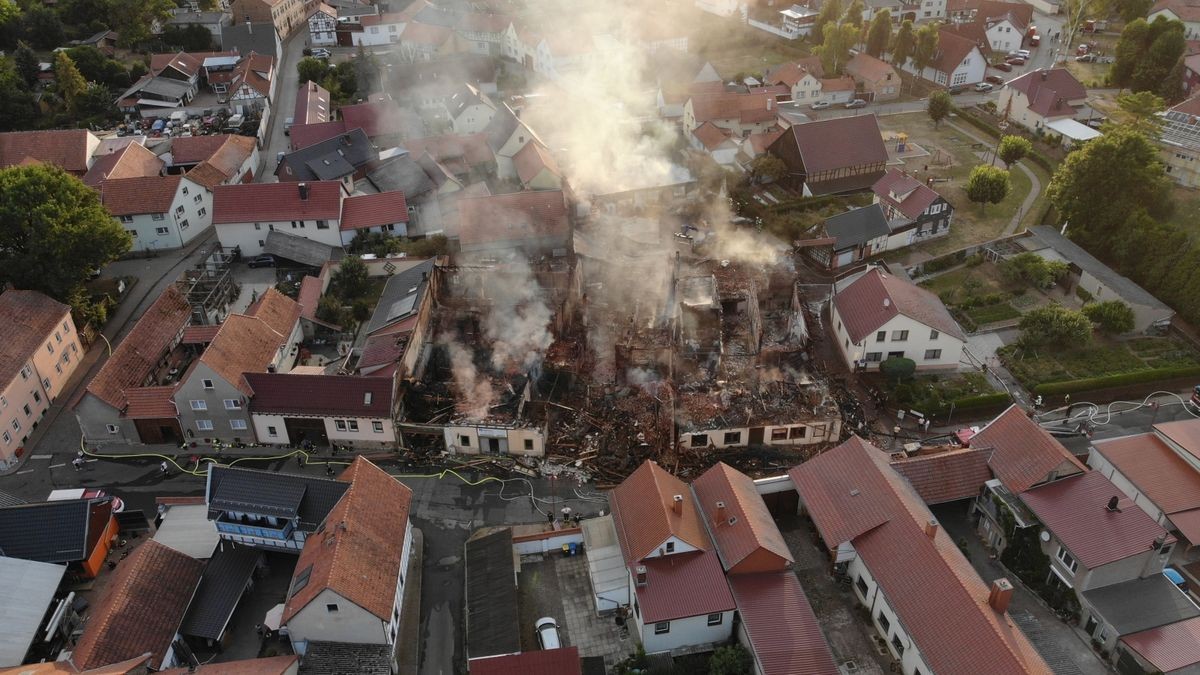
[
  {"x1": 0, "y1": 130, "x2": 96, "y2": 172},
  {"x1": 728, "y1": 572, "x2": 839, "y2": 675},
  {"x1": 1121, "y1": 615, "x2": 1200, "y2": 673},
  {"x1": 1023, "y1": 471, "x2": 1173, "y2": 570},
  {"x1": 1154, "y1": 0, "x2": 1200, "y2": 22},
  {"x1": 934, "y1": 26, "x2": 989, "y2": 75},
  {"x1": 245, "y1": 373, "x2": 393, "y2": 417},
  {"x1": 692, "y1": 462, "x2": 793, "y2": 574},
  {"x1": 171, "y1": 135, "x2": 234, "y2": 166},
  {"x1": 789, "y1": 437, "x2": 1052, "y2": 675},
  {"x1": 358, "y1": 333, "x2": 406, "y2": 371},
  {"x1": 771, "y1": 115, "x2": 887, "y2": 176},
  {"x1": 340, "y1": 100, "x2": 398, "y2": 138},
  {"x1": 99, "y1": 175, "x2": 183, "y2": 217},
  {"x1": 290, "y1": 120, "x2": 349, "y2": 152},
  {"x1": 845, "y1": 53, "x2": 898, "y2": 83},
  {"x1": 891, "y1": 447, "x2": 993, "y2": 504},
  {"x1": 212, "y1": 181, "x2": 342, "y2": 224},
  {"x1": 1093, "y1": 432, "x2": 1200, "y2": 516},
  {"x1": 339, "y1": 191, "x2": 409, "y2": 232},
  {"x1": 294, "y1": 81, "x2": 331, "y2": 125},
  {"x1": 610, "y1": 460, "x2": 709, "y2": 561},
  {"x1": 122, "y1": 386, "x2": 178, "y2": 419},
  {"x1": 692, "y1": 121, "x2": 734, "y2": 151},
  {"x1": 401, "y1": 133, "x2": 494, "y2": 171},
  {"x1": 198, "y1": 314, "x2": 286, "y2": 395},
  {"x1": 181, "y1": 324, "x2": 221, "y2": 345},
  {"x1": 765, "y1": 57, "x2": 825, "y2": 86},
  {"x1": 83, "y1": 143, "x2": 164, "y2": 187},
  {"x1": 512, "y1": 141, "x2": 560, "y2": 185},
  {"x1": 872, "y1": 168, "x2": 943, "y2": 220},
  {"x1": 819, "y1": 76, "x2": 856, "y2": 92},
  {"x1": 83, "y1": 286, "x2": 191, "y2": 410},
  {"x1": 467, "y1": 647, "x2": 581, "y2": 675},
  {"x1": 246, "y1": 288, "x2": 302, "y2": 339},
  {"x1": 297, "y1": 275, "x2": 323, "y2": 322},
  {"x1": 833, "y1": 267, "x2": 965, "y2": 344},
  {"x1": 970, "y1": 405, "x2": 1086, "y2": 493},
  {"x1": 402, "y1": 21, "x2": 453, "y2": 45},
  {"x1": 185, "y1": 135, "x2": 256, "y2": 189},
  {"x1": 230, "y1": 53, "x2": 274, "y2": 98},
  {"x1": 282, "y1": 458, "x2": 413, "y2": 623},
  {"x1": 0, "y1": 290, "x2": 71, "y2": 387},
  {"x1": 457, "y1": 190, "x2": 568, "y2": 248},
  {"x1": 70, "y1": 540, "x2": 204, "y2": 670},
  {"x1": 690, "y1": 91, "x2": 780, "y2": 126},
  {"x1": 1004, "y1": 68, "x2": 1087, "y2": 119},
  {"x1": 1156, "y1": 418, "x2": 1200, "y2": 464}
]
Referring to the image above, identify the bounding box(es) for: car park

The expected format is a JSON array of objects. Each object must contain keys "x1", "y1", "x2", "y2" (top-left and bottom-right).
[
  {"x1": 844, "y1": 99, "x2": 867, "y2": 109},
  {"x1": 248, "y1": 255, "x2": 277, "y2": 268},
  {"x1": 535, "y1": 617, "x2": 561, "y2": 650},
  {"x1": 974, "y1": 82, "x2": 994, "y2": 92},
  {"x1": 810, "y1": 100, "x2": 832, "y2": 110}
]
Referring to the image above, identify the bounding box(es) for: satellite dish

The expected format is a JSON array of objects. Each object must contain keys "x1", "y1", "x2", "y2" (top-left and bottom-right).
[{"x1": 1039, "y1": 531, "x2": 1051, "y2": 542}]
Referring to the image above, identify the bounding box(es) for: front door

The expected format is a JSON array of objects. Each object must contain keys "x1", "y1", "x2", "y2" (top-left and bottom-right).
[{"x1": 488, "y1": 438, "x2": 501, "y2": 454}]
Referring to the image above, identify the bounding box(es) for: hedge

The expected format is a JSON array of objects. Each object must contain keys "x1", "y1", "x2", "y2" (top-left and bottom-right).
[
  {"x1": 953, "y1": 108, "x2": 1058, "y2": 175},
  {"x1": 1032, "y1": 365, "x2": 1200, "y2": 396},
  {"x1": 923, "y1": 391, "x2": 1012, "y2": 416}
]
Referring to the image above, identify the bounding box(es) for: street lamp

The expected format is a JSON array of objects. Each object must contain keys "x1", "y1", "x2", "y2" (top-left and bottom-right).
[{"x1": 991, "y1": 120, "x2": 1009, "y2": 166}]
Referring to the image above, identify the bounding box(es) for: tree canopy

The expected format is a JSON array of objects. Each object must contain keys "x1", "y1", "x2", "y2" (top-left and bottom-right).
[
  {"x1": 53, "y1": 51, "x2": 86, "y2": 113},
  {"x1": 22, "y1": 5, "x2": 64, "y2": 50},
  {"x1": 110, "y1": 0, "x2": 177, "y2": 47},
  {"x1": 1000, "y1": 252, "x2": 1068, "y2": 289},
  {"x1": 842, "y1": 0, "x2": 865, "y2": 29},
  {"x1": 880, "y1": 356, "x2": 917, "y2": 383},
  {"x1": 0, "y1": 165, "x2": 132, "y2": 304},
  {"x1": 997, "y1": 135, "x2": 1032, "y2": 168},
  {"x1": 816, "y1": 22, "x2": 858, "y2": 74},
  {"x1": 891, "y1": 20, "x2": 915, "y2": 68},
  {"x1": 162, "y1": 23, "x2": 215, "y2": 52},
  {"x1": 927, "y1": 90, "x2": 951, "y2": 128},
  {"x1": 811, "y1": 0, "x2": 843, "y2": 46},
  {"x1": 1083, "y1": 300, "x2": 1136, "y2": 334},
  {"x1": 1018, "y1": 305, "x2": 1093, "y2": 348},
  {"x1": 911, "y1": 23, "x2": 940, "y2": 87},
  {"x1": 297, "y1": 56, "x2": 328, "y2": 85},
  {"x1": 965, "y1": 165, "x2": 1010, "y2": 211},
  {"x1": 865, "y1": 10, "x2": 892, "y2": 57},
  {"x1": 1111, "y1": 17, "x2": 1186, "y2": 101}
]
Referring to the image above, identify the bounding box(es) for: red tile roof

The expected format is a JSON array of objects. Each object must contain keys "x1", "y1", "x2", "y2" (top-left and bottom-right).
[
  {"x1": 99, "y1": 175, "x2": 183, "y2": 217},
  {"x1": 295, "y1": 81, "x2": 331, "y2": 125},
  {"x1": 772, "y1": 114, "x2": 887, "y2": 175},
  {"x1": 611, "y1": 460, "x2": 710, "y2": 560},
  {"x1": 359, "y1": 11, "x2": 406, "y2": 27},
  {"x1": 1021, "y1": 471, "x2": 1172, "y2": 569},
  {"x1": 1153, "y1": 419, "x2": 1200, "y2": 464},
  {"x1": 891, "y1": 447, "x2": 994, "y2": 504},
  {"x1": 692, "y1": 121, "x2": 734, "y2": 152},
  {"x1": 1121, "y1": 615, "x2": 1200, "y2": 673},
  {"x1": 170, "y1": 135, "x2": 235, "y2": 166},
  {"x1": 181, "y1": 324, "x2": 221, "y2": 344},
  {"x1": 340, "y1": 191, "x2": 409, "y2": 232},
  {"x1": 933, "y1": 27, "x2": 988, "y2": 75},
  {"x1": 1093, "y1": 432, "x2": 1200, "y2": 517},
  {"x1": 245, "y1": 372, "x2": 393, "y2": 417},
  {"x1": 230, "y1": 53, "x2": 274, "y2": 99},
  {"x1": 0, "y1": 290, "x2": 70, "y2": 387},
  {"x1": 358, "y1": 333, "x2": 407, "y2": 371},
  {"x1": 83, "y1": 286, "x2": 191, "y2": 410},
  {"x1": 512, "y1": 141, "x2": 560, "y2": 184},
  {"x1": 457, "y1": 190, "x2": 568, "y2": 248},
  {"x1": 789, "y1": 436, "x2": 1052, "y2": 675},
  {"x1": 692, "y1": 462, "x2": 792, "y2": 574},
  {"x1": 282, "y1": 458, "x2": 413, "y2": 623},
  {"x1": 728, "y1": 573, "x2": 839, "y2": 675},
  {"x1": 122, "y1": 386, "x2": 178, "y2": 419},
  {"x1": 833, "y1": 267, "x2": 965, "y2": 344},
  {"x1": 0, "y1": 129, "x2": 96, "y2": 172},
  {"x1": 290, "y1": 120, "x2": 349, "y2": 152},
  {"x1": 1154, "y1": 0, "x2": 1200, "y2": 22},
  {"x1": 246, "y1": 288, "x2": 302, "y2": 340},
  {"x1": 198, "y1": 314, "x2": 287, "y2": 395},
  {"x1": 819, "y1": 76, "x2": 856, "y2": 92},
  {"x1": 186, "y1": 135, "x2": 256, "y2": 189},
  {"x1": 467, "y1": 647, "x2": 582, "y2": 675},
  {"x1": 84, "y1": 143, "x2": 164, "y2": 187},
  {"x1": 70, "y1": 540, "x2": 204, "y2": 671},
  {"x1": 765, "y1": 57, "x2": 825, "y2": 85},
  {"x1": 297, "y1": 275, "x2": 323, "y2": 322},
  {"x1": 1004, "y1": 68, "x2": 1087, "y2": 119},
  {"x1": 845, "y1": 53, "x2": 898, "y2": 84},
  {"x1": 872, "y1": 168, "x2": 943, "y2": 220},
  {"x1": 212, "y1": 181, "x2": 342, "y2": 224},
  {"x1": 970, "y1": 405, "x2": 1086, "y2": 493},
  {"x1": 689, "y1": 91, "x2": 780, "y2": 126},
  {"x1": 340, "y1": 100, "x2": 396, "y2": 138}
]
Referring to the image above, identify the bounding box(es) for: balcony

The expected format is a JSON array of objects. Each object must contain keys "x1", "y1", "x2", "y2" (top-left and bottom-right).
[{"x1": 215, "y1": 512, "x2": 294, "y2": 540}]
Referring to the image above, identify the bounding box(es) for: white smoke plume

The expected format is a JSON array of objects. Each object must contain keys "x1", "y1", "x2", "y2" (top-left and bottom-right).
[
  {"x1": 480, "y1": 258, "x2": 554, "y2": 374},
  {"x1": 443, "y1": 338, "x2": 497, "y2": 420}
]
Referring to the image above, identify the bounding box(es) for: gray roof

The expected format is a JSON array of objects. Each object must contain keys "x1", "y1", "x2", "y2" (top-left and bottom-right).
[
  {"x1": 221, "y1": 23, "x2": 280, "y2": 60},
  {"x1": 121, "y1": 76, "x2": 193, "y2": 101},
  {"x1": 465, "y1": 528, "x2": 520, "y2": 659},
  {"x1": 1028, "y1": 226, "x2": 1172, "y2": 312},
  {"x1": 483, "y1": 104, "x2": 520, "y2": 153},
  {"x1": 300, "y1": 641, "x2": 392, "y2": 675},
  {"x1": 825, "y1": 203, "x2": 891, "y2": 250},
  {"x1": 1082, "y1": 574, "x2": 1200, "y2": 636},
  {"x1": 413, "y1": 5, "x2": 460, "y2": 27},
  {"x1": 446, "y1": 84, "x2": 491, "y2": 119},
  {"x1": 206, "y1": 465, "x2": 349, "y2": 532},
  {"x1": 180, "y1": 543, "x2": 262, "y2": 640},
  {"x1": 367, "y1": 154, "x2": 438, "y2": 199},
  {"x1": 0, "y1": 557, "x2": 66, "y2": 667},
  {"x1": 0, "y1": 499, "x2": 99, "y2": 563},
  {"x1": 152, "y1": 503, "x2": 221, "y2": 559},
  {"x1": 365, "y1": 259, "x2": 436, "y2": 335},
  {"x1": 278, "y1": 128, "x2": 377, "y2": 182},
  {"x1": 264, "y1": 230, "x2": 342, "y2": 268}
]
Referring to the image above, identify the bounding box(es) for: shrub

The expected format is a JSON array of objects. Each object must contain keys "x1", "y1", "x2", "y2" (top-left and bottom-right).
[
  {"x1": 1075, "y1": 286, "x2": 1094, "y2": 302},
  {"x1": 1083, "y1": 300, "x2": 1136, "y2": 335},
  {"x1": 1018, "y1": 304, "x2": 1093, "y2": 348},
  {"x1": 709, "y1": 645, "x2": 753, "y2": 675},
  {"x1": 1033, "y1": 365, "x2": 1200, "y2": 395},
  {"x1": 881, "y1": 356, "x2": 917, "y2": 384}
]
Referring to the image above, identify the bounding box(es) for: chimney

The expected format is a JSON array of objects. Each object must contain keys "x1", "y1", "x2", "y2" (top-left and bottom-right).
[
  {"x1": 298, "y1": 182, "x2": 309, "y2": 200},
  {"x1": 924, "y1": 518, "x2": 939, "y2": 539},
  {"x1": 1106, "y1": 495, "x2": 1121, "y2": 512},
  {"x1": 988, "y1": 578, "x2": 1014, "y2": 613},
  {"x1": 635, "y1": 565, "x2": 648, "y2": 586},
  {"x1": 672, "y1": 494, "x2": 683, "y2": 515}
]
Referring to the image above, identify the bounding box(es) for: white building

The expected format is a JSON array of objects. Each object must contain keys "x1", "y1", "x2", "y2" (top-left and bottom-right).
[
  {"x1": 352, "y1": 12, "x2": 404, "y2": 46},
  {"x1": 307, "y1": 3, "x2": 338, "y2": 47},
  {"x1": 245, "y1": 372, "x2": 397, "y2": 448},
  {"x1": 212, "y1": 181, "x2": 343, "y2": 257},
  {"x1": 902, "y1": 28, "x2": 986, "y2": 87},
  {"x1": 997, "y1": 68, "x2": 1088, "y2": 131},
  {"x1": 1150, "y1": 0, "x2": 1200, "y2": 40},
  {"x1": 830, "y1": 266, "x2": 965, "y2": 371},
  {"x1": 444, "y1": 83, "x2": 497, "y2": 134},
  {"x1": 100, "y1": 175, "x2": 212, "y2": 252}
]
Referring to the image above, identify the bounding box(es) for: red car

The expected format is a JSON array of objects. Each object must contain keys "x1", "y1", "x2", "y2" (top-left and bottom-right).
[
  {"x1": 994, "y1": 62, "x2": 1013, "y2": 72},
  {"x1": 1006, "y1": 56, "x2": 1026, "y2": 66}
]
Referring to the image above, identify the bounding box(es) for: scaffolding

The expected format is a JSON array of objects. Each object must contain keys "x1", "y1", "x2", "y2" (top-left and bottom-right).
[{"x1": 176, "y1": 244, "x2": 240, "y2": 325}]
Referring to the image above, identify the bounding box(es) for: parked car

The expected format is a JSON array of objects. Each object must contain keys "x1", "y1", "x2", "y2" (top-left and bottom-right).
[
  {"x1": 284, "y1": 116, "x2": 293, "y2": 136},
  {"x1": 311, "y1": 48, "x2": 332, "y2": 59},
  {"x1": 535, "y1": 617, "x2": 561, "y2": 650},
  {"x1": 1075, "y1": 53, "x2": 1096, "y2": 63},
  {"x1": 248, "y1": 255, "x2": 277, "y2": 268},
  {"x1": 974, "y1": 82, "x2": 994, "y2": 92},
  {"x1": 948, "y1": 84, "x2": 968, "y2": 95},
  {"x1": 844, "y1": 98, "x2": 868, "y2": 109},
  {"x1": 1164, "y1": 567, "x2": 1187, "y2": 591},
  {"x1": 1006, "y1": 56, "x2": 1027, "y2": 66},
  {"x1": 810, "y1": 100, "x2": 832, "y2": 110},
  {"x1": 993, "y1": 62, "x2": 1013, "y2": 72},
  {"x1": 985, "y1": 75, "x2": 1005, "y2": 85},
  {"x1": 1015, "y1": 49, "x2": 1031, "y2": 58}
]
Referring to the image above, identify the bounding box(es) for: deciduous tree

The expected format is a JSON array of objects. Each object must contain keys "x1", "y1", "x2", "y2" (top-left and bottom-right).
[
  {"x1": 998, "y1": 135, "x2": 1032, "y2": 168},
  {"x1": 297, "y1": 56, "x2": 328, "y2": 84},
  {"x1": 1083, "y1": 300, "x2": 1136, "y2": 334},
  {"x1": 927, "y1": 90, "x2": 951, "y2": 128},
  {"x1": 816, "y1": 22, "x2": 858, "y2": 74},
  {"x1": 709, "y1": 645, "x2": 754, "y2": 675},
  {"x1": 110, "y1": 0, "x2": 177, "y2": 47},
  {"x1": 865, "y1": 9, "x2": 892, "y2": 57},
  {"x1": 53, "y1": 51, "x2": 86, "y2": 112},
  {"x1": 162, "y1": 23, "x2": 215, "y2": 52},
  {"x1": 13, "y1": 41, "x2": 38, "y2": 87},
  {"x1": 911, "y1": 23, "x2": 940, "y2": 90},
  {"x1": 843, "y1": 0, "x2": 866, "y2": 29},
  {"x1": 812, "y1": 0, "x2": 842, "y2": 46},
  {"x1": 891, "y1": 20, "x2": 915, "y2": 68},
  {"x1": 1114, "y1": 90, "x2": 1165, "y2": 134},
  {"x1": 23, "y1": 5, "x2": 64, "y2": 50},
  {"x1": 331, "y1": 255, "x2": 371, "y2": 302},
  {"x1": 0, "y1": 59, "x2": 36, "y2": 131},
  {"x1": 965, "y1": 165, "x2": 1010, "y2": 212},
  {"x1": 1000, "y1": 252, "x2": 1068, "y2": 289},
  {"x1": 1018, "y1": 305, "x2": 1093, "y2": 348}
]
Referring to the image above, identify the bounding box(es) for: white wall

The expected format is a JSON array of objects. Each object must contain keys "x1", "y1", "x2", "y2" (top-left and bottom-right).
[
  {"x1": 847, "y1": 554, "x2": 935, "y2": 675},
  {"x1": 1087, "y1": 450, "x2": 1167, "y2": 524},
  {"x1": 353, "y1": 22, "x2": 403, "y2": 46},
  {"x1": 215, "y1": 218, "x2": 342, "y2": 256},
  {"x1": 986, "y1": 20, "x2": 1022, "y2": 52},
  {"x1": 451, "y1": 103, "x2": 495, "y2": 134},
  {"x1": 252, "y1": 412, "x2": 290, "y2": 445},
  {"x1": 679, "y1": 420, "x2": 840, "y2": 450},
  {"x1": 324, "y1": 415, "x2": 396, "y2": 444},
  {"x1": 287, "y1": 588, "x2": 387, "y2": 654},
  {"x1": 117, "y1": 178, "x2": 212, "y2": 252},
  {"x1": 631, "y1": 586, "x2": 735, "y2": 655},
  {"x1": 830, "y1": 308, "x2": 964, "y2": 371},
  {"x1": 445, "y1": 425, "x2": 545, "y2": 456}
]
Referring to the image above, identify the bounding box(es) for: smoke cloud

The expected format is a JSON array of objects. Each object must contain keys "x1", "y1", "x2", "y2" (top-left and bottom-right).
[
  {"x1": 479, "y1": 258, "x2": 554, "y2": 374},
  {"x1": 443, "y1": 338, "x2": 497, "y2": 420}
]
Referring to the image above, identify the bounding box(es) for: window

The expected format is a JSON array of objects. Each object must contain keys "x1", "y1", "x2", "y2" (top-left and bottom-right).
[
  {"x1": 196, "y1": 420, "x2": 213, "y2": 431},
  {"x1": 33, "y1": 391, "x2": 41, "y2": 404},
  {"x1": 891, "y1": 634, "x2": 906, "y2": 656},
  {"x1": 707, "y1": 613, "x2": 723, "y2": 626},
  {"x1": 524, "y1": 438, "x2": 534, "y2": 450},
  {"x1": 198, "y1": 207, "x2": 207, "y2": 217},
  {"x1": 42, "y1": 378, "x2": 50, "y2": 390},
  {"x1": 770, "y1": 428, "x2": 788, "y2": 441},
  {"x1": 0, "y1": 396, "x2": 5, "y2": 407},
  {"x1": 326, "y1": 603, "x2": 340, "y2": 612},
  {"x1": 691, "y1": 433, "x2": 709, "y2": 447},
  {"x1": 335, "y1": 420, "x2": 348, "y2": 431},
  {"x1": 892, "y1": 330, "x2": 909, "y2": 341},
  {"x1": 373, "y1": 421, "x2": 384, "y2": 433},
  {"x1": 268, "y1": 426, "x2": 278, "y2": 437},
  {"x1": 665, "y1": 541, "x2": 675, "y2": 553},
  {"x1": 723, "y1": 431, "x2": 741, "y2": 444},
  {"x1": 152, "y1": 212, "x2": 165, "y2": 221},
  {"x1": 119, "y1": 215, "x2": 134, "y2": 224},
  {"x1": 62, "y1": 352, "x2": 70, "y2": 364},
  {"x1": 877, "y1": 612, "x2": 891, "y2": 633},
  {"x1": 193, "y1": 194, "x2": 203, "y2": 204},
  {"x1": 156, "y1": 227, "x2": 170, "y2": 235},
  {"x1": 789, "y1": 426, "x2": 808, "y2": 439},
  {"x1": 176, "y1": 206, "x2": 185, "y2": 215},
  {"x1": 10, "y1": 420, "x2": 19, "y2": 432},
  {"x1": 930, "y1": 329, "x2": 940, "y2": 340},
  {"x1": 865, "y1": 352, "x2": 883, "y2": 362},
  {"x1": 654, "y1": 622, "x2": 670, "y2": 635},
  {"x1": 202, "y1": 379, "x2": 214, "y2": 389},
  {"x1": 254, "y1": 223, "x2": 262, "y2": 230},
  {"x1": 22, "y1": 404, "x2": 30, "y2": 416},
  {"x1": 855, "y1": 576, "x2": 868, "y2": 595},
  {"x1": 230, "y1": 419, "x2": 247, "y2": 430},
  {"x1": 182, "y1": 186, "x2": 189, "y2": 195},
  {"x1": 224, "y1": 399, "x2": 242, "y2": 410},
  {"x1": 62, "y1": 321, "x2": 69, "y2": 334},
  {"x1": 317, "y1": 220, "x2": 329, "y2": 229},
  {"x1": 1161, "y1": 543, "x2": 1174, "y2": 557},
  {"x1": 46, "y1": 342, "x2": 54, "y2": 354},
  {"x1": 190, "y1": 400, "x2": 207, "y2": 411},
  {"x1": 1056, "y1": 547, "x2": 1078, "y2": 574},
  {"x1": 347, "y1": 420, "x2": 358, "y2": 432},
  {"x1": 180, "y1": 220, "x2": 189, "y2": 230},
  {"x1": 1, "y1": 431, "x2": 8, "y2": 443},
  {"x1": 924, "y1": 349, "x2": 942, "y2": 360},
  {"x1": 20, "y1": 365, "x2": 30, "y2": 380},
  {"x1": 876, "y1": 330, "x2": 887, "y2": 342},
  {"x1": 888, "y1": 351, "x2": 905, "y2": 359},
  {"x1": 459, "y1": 435, "x2": 471, "y2": 447}
]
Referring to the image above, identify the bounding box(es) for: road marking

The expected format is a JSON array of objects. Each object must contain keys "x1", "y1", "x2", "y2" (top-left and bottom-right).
[
  {"x1": 30, "y1": 454, "x2": 52, "y2": 459},
  {"x1": 49, "y1": 463, "x2": 65, "y2": 469},
  {"x1": 16, "y1": 469, "x2": 33, "y2": 474}
]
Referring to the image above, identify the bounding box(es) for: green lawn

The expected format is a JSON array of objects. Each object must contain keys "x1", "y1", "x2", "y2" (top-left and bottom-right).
[
  {"x1": 964, "y1": 302, "x2": 1021, "y2": 325},
  {"x1": 998, "y1": 337, "x2": 1200, "y2": 386}
]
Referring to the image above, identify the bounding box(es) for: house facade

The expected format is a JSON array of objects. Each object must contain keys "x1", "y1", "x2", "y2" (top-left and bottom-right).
[
  {"x1": 0, "y1": 292, "x2": 81, "y2": 468},
  {"x1": 1159, "y1": 96, "x2": 1200, "y2": 189},
  {"x1": 352, "y1": 13, "x2": 405, "y2": 46},
  {"x1": 998, "y1": 68, "x2": 1088, "y2": 130},
  {"x1": 1149, "y1": 0, "x2": 1200, "y2": 39},
  {"x1": 806, "y1": 204, "x2": 891, "y2": 271},
  {"x1": 871, "y1": 169, "x2": 954, "y2": 251},
  {"x1": 830, "y1": 267, "x2": 965, "y2": 371},
  {"x1": 213, "y1": 181, "x2": 344, "y2": 257},
  {"x1": 307, "y1": 4, "x2": 337, "y2": 46},
  {"x1": 902, "y1": 29, "x2": 986, "y2": 87},
  {"x1": 246, "y1": 372, "x2": 397, "y2": 448},
  {"x1": 101, "y1": 175, "x2": 213, "y2": 252},
  {"x1": 206, "y1": 464, "x2": 350, "y2": 552},
  {"x1": 845, "y1": 53, "x2": 901, "y2": 102}
]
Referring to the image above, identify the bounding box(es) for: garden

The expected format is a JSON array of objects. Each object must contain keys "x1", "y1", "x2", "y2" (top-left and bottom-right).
[
  {"x1": 919, "y1": 254, "x2": 1046, "y2": 332},
  {"x1": 998, "y1": 336, "x2": 1200, "y2": 392}
]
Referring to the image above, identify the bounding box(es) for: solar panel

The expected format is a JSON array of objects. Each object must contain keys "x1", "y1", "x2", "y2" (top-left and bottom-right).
[{"x1": 386, "y1": 293, "x2": 419, "y2": 322}]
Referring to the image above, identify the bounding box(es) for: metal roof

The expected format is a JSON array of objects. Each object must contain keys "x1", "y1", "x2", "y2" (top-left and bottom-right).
[
  {"x1": 465, "y1": 528, "x2": 520, "y2": 659},
  {"x1": 263, "y1": 230, "x2": 341, "y2": 268},
  {"x1": 365, "y1": 259, "x2": 435, "y2": 335},
  {"x1": 180, "y1": 543, "x2": 262, "y2": 640},
  {"x1": 300, "y1": 641, "x2": 392, "y2": 675},
  {"x1": 1082, "y1": 574, "x2": 1200, "y2": 636},
  {"x1": 0, "y1": 499, "x2": 96, "y2": 563},
  {"x1": 1027, "y1": 227, "x2": 1172, "y2": 312},
  {"x1": 1122, "y1": 615, "x2": 1200, "y2": 673},
  {"x1": 0, "y1": 557, "x2": 66, "y2": 667},
  {"x1": 728, "y1": 572, "x2": 838, "y2": 675},
  {"x1": 581, "y1": 516, "x2": 627, "y2": 604},
  {"x1": 824, "y1": 204, "x2": 891, "y2": 250},
  {"x1": 152, "y1": 504, "x2": 221, "y2": 559},
  {"x1": 206, "y1": 465, "x2": 349, "y2": 532}
]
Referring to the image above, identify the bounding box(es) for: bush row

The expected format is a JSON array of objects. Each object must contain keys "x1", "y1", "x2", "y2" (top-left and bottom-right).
[
  {"x1": 926, "y1": 391, "x2": 1012, "y2": 416},
  {"x1": 1032, "y1": 365, "x2": 1200, "y2": 396}
]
